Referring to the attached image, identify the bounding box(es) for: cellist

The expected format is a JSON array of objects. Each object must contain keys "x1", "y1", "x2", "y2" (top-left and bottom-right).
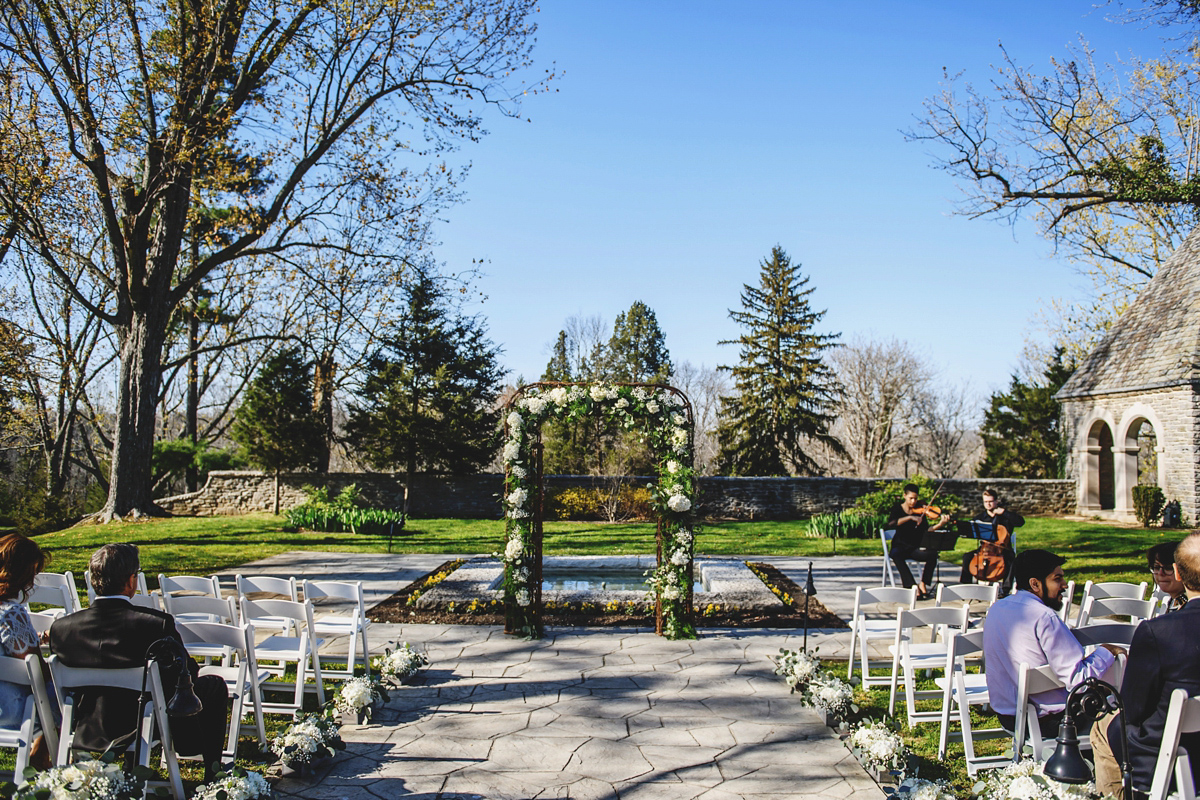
[{"x1": 960, "y1": 488, "x2": 1024, "y2": 592}]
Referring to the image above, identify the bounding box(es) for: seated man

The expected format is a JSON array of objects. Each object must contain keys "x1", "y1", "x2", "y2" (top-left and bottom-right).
[
  {"x1": 1092, "y1": 532, "x2": 1200, "y2": 799},
  {"x1": 959, "y1": 488, "x2": 1024, "y2": 591},
  {"x1": 49, "y1": 544, "x2": 229, "y2": 779},
  {"x1": 982, "y1": 549, "x2": 1123, "y2": 739},
  {"x1": 886, "y1": 483, "x2": 949, "y2": 600},
  {"x1": 1146, "y1": 540, "x2": 1187, "y2": 612}
]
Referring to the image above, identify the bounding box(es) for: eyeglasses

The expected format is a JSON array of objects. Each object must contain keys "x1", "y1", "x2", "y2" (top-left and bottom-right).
[{"x1": 1149, "y1": 565, "x2": 1174, "y2": 575}]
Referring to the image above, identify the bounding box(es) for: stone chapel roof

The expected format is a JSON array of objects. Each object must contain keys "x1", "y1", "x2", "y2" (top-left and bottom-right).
[{"x1": 1057, "y1": 226, "x2": 1200, "y2": 400}]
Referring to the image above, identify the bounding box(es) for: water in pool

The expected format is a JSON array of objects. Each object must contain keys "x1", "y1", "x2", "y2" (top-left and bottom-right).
[{"x1": 541, "y1": 568, "x2": 649, "y2": 592}]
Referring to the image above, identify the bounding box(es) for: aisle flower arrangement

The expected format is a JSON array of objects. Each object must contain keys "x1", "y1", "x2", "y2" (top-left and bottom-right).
[
  {"x1": 270, "y1": 710, "x2": 345, "y2": 771},
  {"x1": 193, "y1": 766, "x2": 273, "y2": 800},
  {"x1": 971, "y1": 759, "x2": 1113, "y2": 800},
  {"x1": 774, "y1": 647, "x2": 822, "y2": 693},
  {"x1": 375, "y1": 642, "x2": 429, "y2": 683},
  {"x1": 334, "y1": 675, "x2": 387, "y2": 722},
  {"x1": 11, "y1": 758, "x2": 146, "y2": 800},
  {"x1": 805, "y1": 671, "x2": 857, "y2": 721},
  {"x1": 848, "y1": 721, "x2": 909, "y2": 779},
  {"x1": 502, "y1": 383, "x2": 696, "y2": 639},
  {"x1": 891, "y1": 777, "x2": 957, "y2": 800}
]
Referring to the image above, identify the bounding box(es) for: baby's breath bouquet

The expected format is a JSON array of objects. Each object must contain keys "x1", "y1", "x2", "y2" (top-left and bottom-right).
[
  {"x1": 193, "y1": 766, "x2": 272, "y2": 800},
  {"x1": 972, "y1": 759, "x2": 1114, "y2": 800},
  {"x1": 890, "y1": 777, "x2": 957, "y2": 800},
  {"x1": 804, "y1": 671, "x2": 857, "y2": 720},
  {"x1": 270, "y1": 710, "x2": 345, "y2": 769},
  {"x1": 848, "y1": 720, "x2": 909, "y2": 778},
  {"x1": 11, "y1": 757, "x2": 146, "y2": 800},
  {"x1": 334, "y1": 675, "x2": 387, "y2": 721},
  {"x1": 773, "y1": 647, "x2": 821, "y2": 693},
  {"x1": 374, "y1": 642, "x2": 429, "y2": 683}
]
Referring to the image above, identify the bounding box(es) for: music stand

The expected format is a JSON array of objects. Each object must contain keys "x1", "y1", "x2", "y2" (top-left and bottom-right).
[{"x1": 919, "y1": 529, "x2": 959, "y2": 585}]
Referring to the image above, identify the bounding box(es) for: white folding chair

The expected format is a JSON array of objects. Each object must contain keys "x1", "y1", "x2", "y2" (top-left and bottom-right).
[
  {"x1": 165, "y1": 596, "x2": 239, "y2": 663},
  {"x1": 177, "y1": 621, "x2": 268, "y2": 759},
  {"x1": 935, "y1": 630, "x2": 1010, "y2": 773},
  {"x1": 84, "y1": 571, "x2": 154, "y2": 608},
  {"x1": 1075, "y1": 596, "x2": 1158, "y2": 628},
  {"x1": 1148, "y1": 688, "x2": 1200, "y2": 800},
  {"x1": 847, "y1": 585, "x2": 917, "y2": 686},
  {"x1": 1013, "y1": 662, "x2": 1090, "y2": 763},
  {"x1": 1074, "y1": 580, "x2": 1148, "y2": 627},
  {"x1": 158, "y1": 574, "x2": 222, "y2": 610},
  {"x1": 239, "y1": 597, "x2": 325, "y2": 714},
  {"x1": 236, "y1": 575, "x2": 298, "y2": 635},
  {"x1": 880, "y1": 529, "x2": 898, "y2": 586},
  {"x1": 1059, "y1": 580, "x2": 1076, "y2": 625},
  {"x1": 303, "y1": 579, "x2": 371, "y2": 679},
  {"x1": 1071, "y1": 622, "x2": 1139, "y2": 650},
  {"x1": 937, "y1": 582, "x2": 999, "y2": 627},
  {"x1": 888, "y1": 605, "x2": 969, "y2": 723},
  {"x1": 0, "y1": 654, "x2": 59, "y2": 776},
  {"x1": 48, "y1": 657, "x2": 185, "y2": 800},
  {"x1": 27, "y1": 612, "x2": 55, "y2": 637},
  {"x1": 27, "y1": 572, "x2": 79, "y2": 619}
]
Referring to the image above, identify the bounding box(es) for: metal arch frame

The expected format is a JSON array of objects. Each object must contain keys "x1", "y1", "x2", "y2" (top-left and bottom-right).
[{"x1": 502, "y1": 381, "x2": 696, "y2": 638}]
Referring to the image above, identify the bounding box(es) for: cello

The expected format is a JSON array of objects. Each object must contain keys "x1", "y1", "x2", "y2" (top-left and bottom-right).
[{"x1": 967, "y1": 522, "x2": 1013, "y2": 584}]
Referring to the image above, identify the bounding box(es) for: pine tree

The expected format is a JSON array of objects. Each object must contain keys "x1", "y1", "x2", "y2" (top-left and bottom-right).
[
  {"x1": 542, "y1": 331, "x2": 572, "y2": 382},
  {"x1": 601, "y1": 301, "x2": 672, "y2": 383},
  {"x1": 977, "y1": 347, "x2": 1074, "y2": 479},
  {"x1": 716, "y1": 246, "x2": 842, "y2": 476},
  {"x1": 231, "y1": 346, "x2": 325, "y2": 475},
  {"x1": 231, "y1": 346, "x2": 325, "y2": 512},
  {"x1": 346, "y1": 272, "x2": 504, "y2": 497}
]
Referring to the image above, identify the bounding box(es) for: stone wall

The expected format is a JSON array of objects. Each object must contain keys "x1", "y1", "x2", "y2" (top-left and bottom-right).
[
  {"x1": 1059, "y1": 384, "x2": 1198, "y2": 522},
  {"x1": 158, "y1": 471, "x2": 1076, "y2": 520}
]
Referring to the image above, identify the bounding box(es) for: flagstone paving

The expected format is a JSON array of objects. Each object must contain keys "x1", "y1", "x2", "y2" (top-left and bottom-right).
[{"x1": 271, "y1": 623, "x2": 885, "y2": 800}]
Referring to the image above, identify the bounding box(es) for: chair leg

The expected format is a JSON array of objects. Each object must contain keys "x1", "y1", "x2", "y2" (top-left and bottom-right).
[
  {"x1": 359, "y1": 625, "x2": 371, "y2": 676},
  {"x1": 888, "y1": 650, "x2": 901, "y2": 716},
  {"x1": 847, "y1": 622, "x2": 858, "y2": 680}
]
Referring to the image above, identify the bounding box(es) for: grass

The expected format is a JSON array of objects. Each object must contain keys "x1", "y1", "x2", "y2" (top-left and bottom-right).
[{"x1": 33, "y1": 513, "x2": 1180, "y2": 600}]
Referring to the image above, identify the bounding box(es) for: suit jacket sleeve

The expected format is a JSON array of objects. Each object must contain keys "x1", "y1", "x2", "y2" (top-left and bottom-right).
[{"x1": 1121, "y1": 621, "x2": 1164, "y2": 732}]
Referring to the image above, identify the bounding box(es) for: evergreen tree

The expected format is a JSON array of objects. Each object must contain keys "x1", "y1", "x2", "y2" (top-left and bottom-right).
[
  {"x1": 977, "y1": 348, "x2": 1074, "y2": 479},
  {"x1": 601, "y1": 301, "x2": 673, "y2": 383},
  {"x1": 716, "y1": 246, "x2": 842, "y2": 476},
  {"x1": 231, "y1": 346, "x2": 325, "y2": 475},
  {"x1": 543, "y1": 331, "x2": 572, "y2": 382},
  {"x1": 346, "y1": 272, "x2": 504, "y2": 496}
]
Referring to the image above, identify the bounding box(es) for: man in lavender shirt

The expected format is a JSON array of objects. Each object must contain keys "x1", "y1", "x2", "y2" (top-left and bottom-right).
[{"x1": 983, "y1": 549, "x2": 1125, "y2": 739}]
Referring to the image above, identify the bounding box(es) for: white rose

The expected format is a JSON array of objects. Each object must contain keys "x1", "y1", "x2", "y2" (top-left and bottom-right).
[
  {"x1": 662, "y1": 585, "x2": 681, "y2": 600},
  {"x1": 507, "y1": 488, "x2": 528, "y2": 509},
  {"x1": 671, "y1": 412, "x2": 684, "y2": 425},
  {"x1": 589, "y1": 385, "x2": 606, "y2": 401},
  {"x1": 503, "y1": 440, "x2": 521, "y2": 462},
  {"x1": 510, "y1": 464, "x2": 526, "y2": 479},
  {"x1": 666, "y1": 460, "x2": 680, "y2": 473},
  {"x1": 568, "y1": 386, "x2": 585, "y2": 401},
  {"x1": 675, "y1": 528, "x2": 693, "y2": 546},
  {"x1": 633, "y1": 387, "x2": 648, "y2": 400},
  {"x1": 616, "y1": 397, "x2": 629, "y2": 409},
  {"x1": 645, "y1": 400, "x2": 660, "y2": 413},
  {"x1": 670, "y1": 550, "x2": 689, "y2": 566},
  {"x1": 505, "y1": 538, "x2": 523, "y2": 560},
  {"x1": 672, "y1": 428, "x2": 688, "y2": 444},
  {"x1": 667, "y1": 493, "x2": 691, "y2": 513},
  {"x1": 506, "y1": 411, "x2": 522, "y2": 429},
  {"x1": 549, "y1": 387, "x2": 568, "y2": 405},
  {"x1": 1007, "y1": 776, "x2": 1042, "y2": 800},
  {"x1": 516, "y1": 589, "x2": 532, "y2": 606}
]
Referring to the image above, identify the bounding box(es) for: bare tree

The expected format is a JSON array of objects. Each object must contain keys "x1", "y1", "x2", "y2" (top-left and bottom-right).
[
  {"x1": 670, "y1": 361, "x2": 730, "y2": 476},
  {"x1": 911, "y1": 382, "x2": 981, "y2": 479},
  {"x1": 831, "y1": 337, "x2": 933, "y2": 477}
]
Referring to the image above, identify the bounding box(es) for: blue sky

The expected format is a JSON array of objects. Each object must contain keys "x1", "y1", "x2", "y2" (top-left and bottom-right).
[{"x1": 435, "y1": 1, "x2": 1170, "y2": 399}]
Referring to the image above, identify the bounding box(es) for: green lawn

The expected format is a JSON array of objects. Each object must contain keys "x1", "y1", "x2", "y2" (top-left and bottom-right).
[{"x1": 33, "y1": 513, "x2": 1177, "y2": 597}]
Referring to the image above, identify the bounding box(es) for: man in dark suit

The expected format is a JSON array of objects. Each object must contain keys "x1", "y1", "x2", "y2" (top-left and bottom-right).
[
  {"x1": 1092, "y1": 531, "x2": 1200, "y2": 798},
  {"x1": 49, "y1": 543, "x2": 229, "y2": 779}
]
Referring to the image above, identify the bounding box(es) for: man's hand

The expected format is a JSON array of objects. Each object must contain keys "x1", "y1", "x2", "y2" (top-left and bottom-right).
[{"x1": 1100, "y1": 644, "x2": 1127, "y2": 657}]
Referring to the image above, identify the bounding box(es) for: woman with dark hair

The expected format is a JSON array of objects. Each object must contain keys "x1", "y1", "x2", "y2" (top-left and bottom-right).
[
  {"x1": 0, "y1": 533, "x2": 50, "y2": 766},
  {"x1": 1147, "y1": 540, "x2": 1186, "y2": 611}
]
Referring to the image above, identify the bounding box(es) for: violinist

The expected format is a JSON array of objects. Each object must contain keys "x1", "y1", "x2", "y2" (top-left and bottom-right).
[
  {"x1": 960, "y1": 489, "x2": 1024, "y2": 591},
  {"x1": 887, "y1": 483, "x2": 949, "y2": 601}
]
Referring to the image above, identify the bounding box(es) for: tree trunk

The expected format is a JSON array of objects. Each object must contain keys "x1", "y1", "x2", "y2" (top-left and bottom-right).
[
  {"x1": 99, "y1": 305, "x2": 171, "y2": 520},
  {"x1": 274, "y1": 468, "x2": 280, "y2": 515},
  {"x1": 312, "y1": 351, "x2": 336, "y2": 473},
  {"x1": 186, "y1": 295, "x2": 200, "y2": 492}
]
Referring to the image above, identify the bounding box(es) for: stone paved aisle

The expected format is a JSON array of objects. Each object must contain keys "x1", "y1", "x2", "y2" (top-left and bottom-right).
[{"x1": 273, "y1": 624, "x2": 884, "y2": 800}]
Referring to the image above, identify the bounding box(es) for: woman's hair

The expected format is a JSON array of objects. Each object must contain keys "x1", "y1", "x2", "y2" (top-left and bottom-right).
[
  {"x1": 1146, "y1": 540, "x2": 1180, "y2": 569},
  {"x1": 0, "y1": 534, "x2": 47, "y2": 601}
]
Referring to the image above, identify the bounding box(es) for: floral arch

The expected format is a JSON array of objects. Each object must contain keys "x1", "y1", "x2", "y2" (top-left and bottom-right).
[{"x1": 501, "y1": 382, "x2": 697, "y2": 640}]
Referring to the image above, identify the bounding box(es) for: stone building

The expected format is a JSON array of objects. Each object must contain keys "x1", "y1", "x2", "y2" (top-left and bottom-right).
[{"x1": 1056, "y1": 229, "x2": 1200, "y2": 522}]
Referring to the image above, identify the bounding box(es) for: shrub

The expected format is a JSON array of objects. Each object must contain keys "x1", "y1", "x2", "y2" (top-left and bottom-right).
[
  {"x1": 1133, "y1": 485, "x2": 1166, "y2": 527},
  {"x1": 284, "y1": 484, "x2": 405, "y2": 535},
  {"x1": 805, "y1": 510, "x2": 889, "y2": 539},
  {"x1": 849, "y1": 475, "x2": 961, "y2": 518},
  {"x1": 547, "y1": 485, "x2": 654, "y2": 521}
]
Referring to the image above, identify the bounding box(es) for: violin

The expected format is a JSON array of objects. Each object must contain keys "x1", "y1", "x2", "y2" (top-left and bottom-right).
[
  {"x1": 911, "y1": 502, "x2": 942, "y2": 520},
  {"x1": 967, "y1": 522, "x2": 1013, "y2": 584}
]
